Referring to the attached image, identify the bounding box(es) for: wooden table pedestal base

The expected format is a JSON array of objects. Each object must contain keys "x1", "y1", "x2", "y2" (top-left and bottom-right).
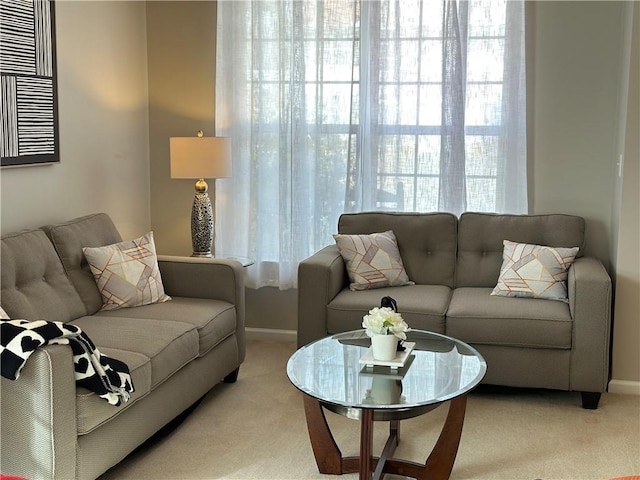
[{"x1": 303, "y1": 394, "x2": 467, "y2": 480}]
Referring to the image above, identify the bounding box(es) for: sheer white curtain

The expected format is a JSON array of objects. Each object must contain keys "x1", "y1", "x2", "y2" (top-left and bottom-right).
[{"x1": 215, "y1": 0, "x2": 527, "y2": 290}]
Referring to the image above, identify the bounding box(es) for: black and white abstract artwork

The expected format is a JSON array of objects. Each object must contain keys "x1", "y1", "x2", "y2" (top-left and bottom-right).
[{"x1": 0, "y1": 0, "x2": 58, "y2": 167}]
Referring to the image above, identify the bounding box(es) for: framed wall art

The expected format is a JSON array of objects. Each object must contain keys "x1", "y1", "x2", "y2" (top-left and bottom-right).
[{"x1": 1, "y1": 0, "x2": 59, "y2": 168}]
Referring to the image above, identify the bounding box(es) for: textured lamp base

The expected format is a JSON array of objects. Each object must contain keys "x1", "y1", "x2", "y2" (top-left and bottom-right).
[{"x1": 191, "y1": 192, "x2": 214, "y2": 257}]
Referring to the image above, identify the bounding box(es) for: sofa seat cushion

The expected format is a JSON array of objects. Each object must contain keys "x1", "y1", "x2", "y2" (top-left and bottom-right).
[
  {"x1": 70, "y1": 316, "x2": 198, "y2": 388},
  {"x1": 76, "y1": 347, "x2": 151, "y2": 435},
  {"x1": 93, "y1": 297, "x2": 236, "y2": 356},
  {"x1": 327, "y1": 285, "x2": 451, "y2": 335},
  {"x1": 446, "y1": 287, "x2": 572, "y2": 349}
]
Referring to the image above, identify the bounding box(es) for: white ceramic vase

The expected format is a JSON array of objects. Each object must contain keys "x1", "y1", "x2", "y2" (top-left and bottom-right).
[{"x1": 370, "y1": 334, "x2": 398, "y2": 361}]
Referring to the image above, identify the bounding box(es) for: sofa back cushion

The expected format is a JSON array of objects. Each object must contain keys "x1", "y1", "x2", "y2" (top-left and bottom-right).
[
  {"x1": 42, "y1": 213, "x2": 123, "y2": 315},
  {"x1": 0, "y1": 229, "x2": 87, "y2": 321},
  {"x1": 456, "y1": 213, "x2": 586, "y2": 288},
  {"x1": 338, "y1": 212, "x2": 458, "y2": 288}
]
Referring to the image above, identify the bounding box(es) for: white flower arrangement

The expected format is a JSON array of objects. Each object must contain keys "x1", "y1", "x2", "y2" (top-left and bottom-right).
[{"x1": 362, "y1": 307, "x2": 410, "y2": 340}]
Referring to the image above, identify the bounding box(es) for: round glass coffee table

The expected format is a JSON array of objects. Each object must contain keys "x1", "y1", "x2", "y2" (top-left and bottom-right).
[{"x1": 286, "y1": 329, "x2": 487, "y2": 480}]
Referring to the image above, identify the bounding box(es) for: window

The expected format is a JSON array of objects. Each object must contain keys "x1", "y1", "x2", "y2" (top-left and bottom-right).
[{"x1": 215, "y1": 0, "x2": 526, "y2": 289}]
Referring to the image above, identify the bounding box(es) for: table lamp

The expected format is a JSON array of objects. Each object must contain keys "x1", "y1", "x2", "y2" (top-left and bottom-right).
[{"x1": 170, "y1": 131, "x2": 231, "y2": 257}]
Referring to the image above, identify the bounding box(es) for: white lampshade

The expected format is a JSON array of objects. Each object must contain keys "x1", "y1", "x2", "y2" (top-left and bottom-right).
[{"x1": 170, "y1": 136, "x2": 232, "y2": 179}]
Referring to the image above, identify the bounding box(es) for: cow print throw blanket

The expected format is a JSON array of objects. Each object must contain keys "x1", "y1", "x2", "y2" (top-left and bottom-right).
[{"x1": 0, "y1": 319, "x2": 134, "y2": 406}]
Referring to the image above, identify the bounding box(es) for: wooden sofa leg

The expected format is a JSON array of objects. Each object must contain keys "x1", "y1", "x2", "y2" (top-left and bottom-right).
[
  {"x1": 581, "y1": 392, "x2": 601, "y2": 409},
  {"x1": 223, "y1": 367, "x2": 240, "y2": 383}
]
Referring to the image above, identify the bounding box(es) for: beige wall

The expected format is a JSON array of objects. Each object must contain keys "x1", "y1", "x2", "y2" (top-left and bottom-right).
[
  {"x1": 611, "y1": 3, "x2": 640, "y2": 389},
  {"x1": 146, "y1": 1, "x2": 217, "y2": 257},
  {"x1": 0, "y1": 1, "x2": 150, "y2": 241},
  {"x1": 529, "y1": 1, "x2": 624, "y2": 268}
]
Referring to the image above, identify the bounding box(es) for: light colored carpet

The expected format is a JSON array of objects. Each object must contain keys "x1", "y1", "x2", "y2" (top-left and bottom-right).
[{"x1": 100, "y1": 339, "x2": 640, "y2": 480}]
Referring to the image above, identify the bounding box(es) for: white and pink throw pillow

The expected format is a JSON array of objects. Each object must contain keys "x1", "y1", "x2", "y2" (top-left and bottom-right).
[{"x1": 491, "y1": 240, "x2": 579, "y2": 303}]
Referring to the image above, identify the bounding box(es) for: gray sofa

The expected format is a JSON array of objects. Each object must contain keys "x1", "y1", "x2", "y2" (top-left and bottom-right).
[
  {"x1": 0, "y1": 213, "x2": 246, "y2": 479},
  {"x1": 298, "y1": 212, "x2": 612, "y2": 409}
]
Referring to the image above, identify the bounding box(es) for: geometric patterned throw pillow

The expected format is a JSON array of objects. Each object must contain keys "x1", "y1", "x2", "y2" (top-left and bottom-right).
[
  {"x1": 491, "y1": 240, "x2": 579, "y2": 303},
  {"x1": 333, "y1": 230, "x2": 414, "y2": 291},
  {"x1": 82, "y1": 232, "x2": 170, "y2": 311}
]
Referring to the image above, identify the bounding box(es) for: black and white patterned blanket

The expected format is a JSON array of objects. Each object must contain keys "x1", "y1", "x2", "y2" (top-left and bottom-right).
[{"x1": 0, "y1": 319, "x2": 134, "y2": 406}]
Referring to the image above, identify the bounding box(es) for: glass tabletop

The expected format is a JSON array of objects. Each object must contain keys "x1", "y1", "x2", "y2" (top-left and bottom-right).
[
  {"x1": 214, "y1": 255, "x2": 254, "y2": 267},
  {"x1": 287, "y1": 329, "x2": 487, "y2": 417}
]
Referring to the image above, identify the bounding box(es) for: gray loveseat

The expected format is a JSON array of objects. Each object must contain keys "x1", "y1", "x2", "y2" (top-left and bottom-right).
[
  {"x1": 0, "y1": 213, "x2": 245, "y2": 479},
  {"x1": 298, "y1": 212, "x2": 612, "y2": 409}
]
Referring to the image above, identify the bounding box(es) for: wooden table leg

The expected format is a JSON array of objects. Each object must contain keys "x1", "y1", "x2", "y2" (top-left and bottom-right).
[
  {"x1": 359, "y1": 409, "x2": 374, "y2": 480},
  {"x1": 423, "y1": 394, "x2": 468, "y2": 480},
  {"x1": 390, "y1": 419, "x2": 400, "y2": 448},
  {"x1": 371, "y1": 419, "x2": 400, "y2": 480},
  {"x1": 303, "y1": 394, "x2": 343, "y2": 474}
]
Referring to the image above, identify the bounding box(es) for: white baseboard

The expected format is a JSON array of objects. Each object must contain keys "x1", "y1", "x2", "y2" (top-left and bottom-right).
[
  {"x1": 608, "y1": 379, "x2": 640, "y2": 395},
  {"x1": 246, "y1": 327, "x2": 297, "y2": 343}
]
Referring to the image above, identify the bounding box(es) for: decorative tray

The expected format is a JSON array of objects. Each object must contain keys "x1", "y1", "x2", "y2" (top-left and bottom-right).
[{"x1": 359, "y1": 341, "x2": 415, "y2": 369}]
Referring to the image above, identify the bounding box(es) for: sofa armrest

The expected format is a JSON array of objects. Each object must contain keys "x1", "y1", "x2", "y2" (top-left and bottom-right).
[
  {"x1": 297, "y1": 245, "x2": 347, "y2": 348},
  {"x1": 567, "y1": 256, "x2": 612, "y2": 393},
  {"x1": 0, "y1": 345, "x2": 77, "y2": 480},
  {"x1": 157, "y1": 255, "x2": 246, "y2": 361}
]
